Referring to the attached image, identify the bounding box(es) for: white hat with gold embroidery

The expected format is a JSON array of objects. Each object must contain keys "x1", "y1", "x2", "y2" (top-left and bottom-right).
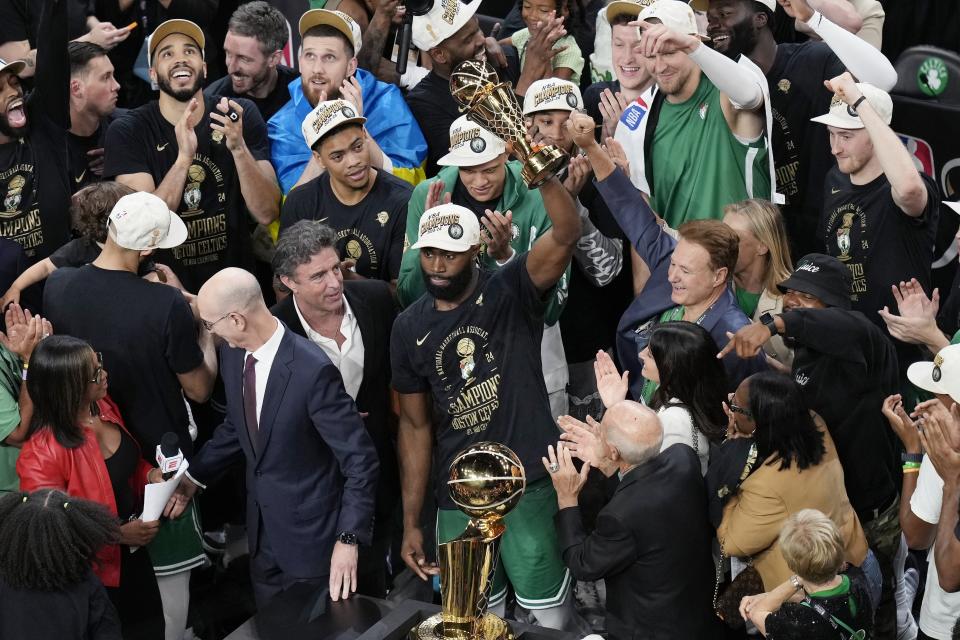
[
  {"x1": 412, "y1": 203, "x2": 481, "y2": 252},
  {"x1": 412, "y1": 0, "x2": 481, "y2": 51},
  {"x1": 638, "y1": 0, "x2": 703, "y2": 37},
  {"x1": 523, "y1": 78, "x2": 583, "y2": 115},
  {"x1": 811, "y1": 82, "x2": 892, "y2": 130},
  {"x1": 907, "y1": 343, "x2": 960, "y2": 402},
  {"x1": 437, "y1": 115, "x2": 506, "y2": 167},
  {"x1": 302, "y1": 99, "x2": 367, "y2": 149}
]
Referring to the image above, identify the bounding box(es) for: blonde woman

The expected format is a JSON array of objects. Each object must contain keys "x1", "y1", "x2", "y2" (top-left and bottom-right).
[
  {"x1": 722, "y1": 199, "x2": 794, "y2": 369},
  {"x1": 739, "y1": 509, "x2": 874, "y2": 639}
]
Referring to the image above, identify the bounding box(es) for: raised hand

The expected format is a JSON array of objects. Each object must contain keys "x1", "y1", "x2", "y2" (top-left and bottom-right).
[
  {"x1": 562, "y1": 154, "x2": 592, "y2": 197},
  {"x1": 594, "y1": 349, "x2": 628, "y2": 408},
  {"x1": 598, "y1": 89, "x2": 628, "y2": 141},
  {"x1": 881, "y1": 394, "x2": 921, "y2": 453},
  {"x1": 558, "y1": 414, "x2": 612, "y2": 468},
  {"x1": 211, "y1": 97, "x2": 246, "y2": 153},
  {"x1": 633, "y1": 20, "x2": 700, "y2": 57},
  {"x1": 339, "y1": 77, "x2": 365, "y2": 116},
  {"x1": 175, "y1": 98, "x2": 200, "y2": 162},
  {"x1": 424, "y1": 179, "x2": 452, "y2": 211}
]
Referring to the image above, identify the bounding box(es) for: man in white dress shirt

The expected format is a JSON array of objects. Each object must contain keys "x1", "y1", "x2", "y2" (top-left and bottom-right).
[{"x1": 270, "y1": 220, "x2": 399, "y2": 597}]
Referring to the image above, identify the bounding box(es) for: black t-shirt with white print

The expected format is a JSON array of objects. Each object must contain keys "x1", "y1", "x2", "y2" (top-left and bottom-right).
[
  {"x1": 766, "y1": 41, "x2": 845, "y2": 257},
  {"x1": 280, "y1": 168, "x2": 411, "y2": 282},
  {"x1": 391, "y1": 254, "x2": 557, "y2": 509},
  {"x1": 103, "y1": 95, "x2": 270, "y2": 293},
  {"x1": 821, "y1": 167, "x2": 938, "y2": 327},
  {"x1": 0, "y1": 0, "x2": 71, "y2": 263}
]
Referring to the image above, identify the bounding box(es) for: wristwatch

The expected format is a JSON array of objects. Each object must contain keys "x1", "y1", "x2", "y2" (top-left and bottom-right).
[
  {"x1": 338, "y1": 531, "x2": 358, "y2": 545},
  {"x1": 759, "y1": 312, "x2": 778, "y2": 336}
]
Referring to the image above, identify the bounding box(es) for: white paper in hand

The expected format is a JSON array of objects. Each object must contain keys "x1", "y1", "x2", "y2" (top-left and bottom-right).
[{"x1": 141, "y1": 459, "x2": 189, "y2": 522}]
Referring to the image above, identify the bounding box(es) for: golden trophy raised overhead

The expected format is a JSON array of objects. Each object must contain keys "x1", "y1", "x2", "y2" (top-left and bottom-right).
[
  {"x1": 411, "y1": 442, "x2": 526, "y2": 640},
  {"x1": 450, "y1": 60, "x2": 568, "y2": 188}
]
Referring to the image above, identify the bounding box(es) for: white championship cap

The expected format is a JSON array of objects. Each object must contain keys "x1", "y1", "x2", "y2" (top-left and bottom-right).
[
  {"x1": 638, "y1": 0, "x2": 703, "y2": 37},
  {"x1": 302, "y1": 99, "x2": 366, "y2": 149},
  {"x1": 108, "y1": 192, "x2": 188, "y2": 251},
  {"x1": 811, "y1": 83, "x2": 893, "y2": 130},
  {"x1": 0, "y1": 58, "x2": 26, "y2": 77},
  {"x1": 907, "y1": 343, "x2": 960, "y2": 403},
  {"x1": 411, "y1": 203, "x2": 481, "y2": 252},
  {"x1": 299, "y1": 9, "x2": 363, "y2": 54},
  {"x1": 523, "y1": 78, "x2": 583, "y2": 115},
  {"x1": 412, "y1": 0, "x2": 481, "y2": 51},
  {"x1": 437, "y1": 115, "x2": 506, "y2": 167}
]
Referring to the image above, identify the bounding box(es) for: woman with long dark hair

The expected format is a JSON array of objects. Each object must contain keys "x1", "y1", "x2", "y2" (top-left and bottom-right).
[
  {"x1": 717, "y1": 371, "x2": 869, "y2": 594},
  {"x1": 16, "y1": 335, "x2": 165, "y2": 640},
  {"x1": 593, "y1": 321, "x2": 728, "y2": 474},
  {"x1": 0, "y1": 488, "x2": 122, "y2": 639}
]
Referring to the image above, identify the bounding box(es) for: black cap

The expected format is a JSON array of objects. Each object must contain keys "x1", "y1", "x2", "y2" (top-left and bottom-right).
[{"x1": 776, "y1": 253, "x2": 852, "y2": 309}]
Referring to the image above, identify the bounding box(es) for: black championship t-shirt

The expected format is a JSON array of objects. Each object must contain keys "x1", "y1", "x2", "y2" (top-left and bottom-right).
[
  {"x1": 43, "y1": 265, "x2": 203, "y2": 456},
  {"x1": 821, "y1": 168, "x2": 939, "y2": 324},
  {"x1": 280, "y1": 168, "x2": 411, "y2": 282},
  {"x1": 404, "y1": 71, "x2": 462, "y2": 178},
  {"x1": 766, "y1": 42, "x2": 844, "y2": 257},
  {"x1": 391, "y1": 255, "x2": 557, "y2": 509},
  {"x1": 0, "y1": 0, "x2": 71, "y2": 262},
  {"x1": 204, "y1": 65, "x2": 299, "y2": 123},
  {"x1": 103, "y1": 96, "x2": 269, "y2": 293},
  {"x1": 67, "y1": 110, "x2": 128, "y2": 193}
]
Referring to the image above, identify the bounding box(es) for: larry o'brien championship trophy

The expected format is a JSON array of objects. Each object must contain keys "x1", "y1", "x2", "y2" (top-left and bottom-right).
[
  {"x1": 411, "y1": 442, "x2": 526, "y2": 640},
  {"x1": 450, "y1": 60, "x2": 568, "y2": 188}
]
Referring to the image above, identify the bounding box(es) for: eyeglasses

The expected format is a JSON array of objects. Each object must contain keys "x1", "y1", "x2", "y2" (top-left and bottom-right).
[
  {"x1": 90, "y1": 352, "x2": 104, "y2": 384},
  {"x1": 728, "y1": 400, "x2": 753, "y2": 419},
  {"x1": 201, "y1": 311, "x2": 234, "y2": 331}
]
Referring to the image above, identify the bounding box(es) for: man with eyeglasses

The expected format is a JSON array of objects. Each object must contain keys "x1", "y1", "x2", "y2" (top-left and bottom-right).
[{"x1": 720, "y1": 252, "x2": 902, "y2": 634}]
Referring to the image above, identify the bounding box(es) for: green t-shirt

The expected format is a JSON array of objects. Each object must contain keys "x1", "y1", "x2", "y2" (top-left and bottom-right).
[
  {"x1": 650, "y1": 75, "x2": 770, "y2": 228},
  {"x1": 0, "y1": 345, "x2": 22, "y2": 492},
  {"x1": 735, "y1": 287, "x2": 762, "y2": 318}
]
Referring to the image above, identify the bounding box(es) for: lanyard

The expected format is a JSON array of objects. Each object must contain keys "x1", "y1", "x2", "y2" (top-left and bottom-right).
[{"x1": 800, "y1": 597, "x2": 866, "y2": 640}]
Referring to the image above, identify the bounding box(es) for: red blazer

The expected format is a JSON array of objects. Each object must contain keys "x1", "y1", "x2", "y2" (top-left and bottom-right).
[{"x1": 16, "y1": 395, "x2": 153, "y2": 587}]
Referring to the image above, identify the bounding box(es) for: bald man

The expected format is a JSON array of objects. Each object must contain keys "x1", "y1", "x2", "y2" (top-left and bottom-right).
[
  {"x1": 174, "y1": 267, "x2": 379, "y2": 607},
  {"x1": 546, "y1": 401, "x2": 721, "y2": 639}
]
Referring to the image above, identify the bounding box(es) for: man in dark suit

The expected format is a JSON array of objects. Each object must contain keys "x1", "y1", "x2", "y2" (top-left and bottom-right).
[
  {"x1": 545, "y1": 401, "x2": 720, "y2": 640},
  {"x1": 172, "y1": 267, "x2": 379, "y2": 607},
  {"x1": 270, "y1": 220, "x2": 399, "y2": 597}
]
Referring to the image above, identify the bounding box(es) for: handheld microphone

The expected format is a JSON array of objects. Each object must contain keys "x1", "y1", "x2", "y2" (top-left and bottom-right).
[{"x1": 155, "y1": 432, "x2": 184, "y2": 480}]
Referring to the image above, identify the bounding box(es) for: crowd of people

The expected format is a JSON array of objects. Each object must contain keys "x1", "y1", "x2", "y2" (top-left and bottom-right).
[{"x1": 0, "y1": 0, "x2": 956, "y2": 639}]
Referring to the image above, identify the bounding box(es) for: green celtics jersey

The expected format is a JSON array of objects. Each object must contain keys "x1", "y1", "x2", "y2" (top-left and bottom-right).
[{"x1": 650, "y1": 75, "x2": 770, "y2": 228}]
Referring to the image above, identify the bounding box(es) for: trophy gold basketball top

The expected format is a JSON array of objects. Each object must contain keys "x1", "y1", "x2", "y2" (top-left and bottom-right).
[{"x1": 449, "y1": 60, "x2": 569, "y2": 188}]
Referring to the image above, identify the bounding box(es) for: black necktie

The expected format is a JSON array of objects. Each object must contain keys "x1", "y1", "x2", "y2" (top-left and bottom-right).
[{"x1": 243, "y1": 353, "x2": 258, "y2": 451}]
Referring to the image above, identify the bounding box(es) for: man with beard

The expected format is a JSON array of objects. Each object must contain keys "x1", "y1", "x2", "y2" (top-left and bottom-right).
[
  {"x1": 391, "y1": 114, "x2": 586, "y2": 632},
  {"x1": 269, "y1": 9, "x2": 426, "y2": 193},
  {"x1": 397, "y1": 115, "x2": 572, "y2": 417},
  {"x1": 104, "y1": 19, "x2": 280, "y2": 295},
  {"x1": 279, "y1": 99, "x2": 412, "y2": 287},
  {"x1": 204, "y1": 1, "x2": 299, "y2": 123},
  {"x1": 405, "y1": 0, "x2": 488, "y2": 177},
  {"x1": 636, "y1": 0, "x2": 774, "y2": 228},
  {"x1": 0, "y1": 0, "x2": 71, "y2": 265},
  {"x1": 703, "y1": 0, "x2": 897, "y2": 257},
  {"x1": 67, "y1": 42, "x2": 125, "y2": 193}
]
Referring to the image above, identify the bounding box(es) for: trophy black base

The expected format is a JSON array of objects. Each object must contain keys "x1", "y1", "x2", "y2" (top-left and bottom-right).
[
  {"x1": 224, "y1": 592, "x2": 578, "y2": 640},
  {"x1": 409, "y1": 612, "x2": 514, "y2": 639}
]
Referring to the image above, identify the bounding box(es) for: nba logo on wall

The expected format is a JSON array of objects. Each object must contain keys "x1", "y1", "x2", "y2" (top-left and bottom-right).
[{"x1": 898, "y1": 134, "x2": 935, "y2": 178}]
